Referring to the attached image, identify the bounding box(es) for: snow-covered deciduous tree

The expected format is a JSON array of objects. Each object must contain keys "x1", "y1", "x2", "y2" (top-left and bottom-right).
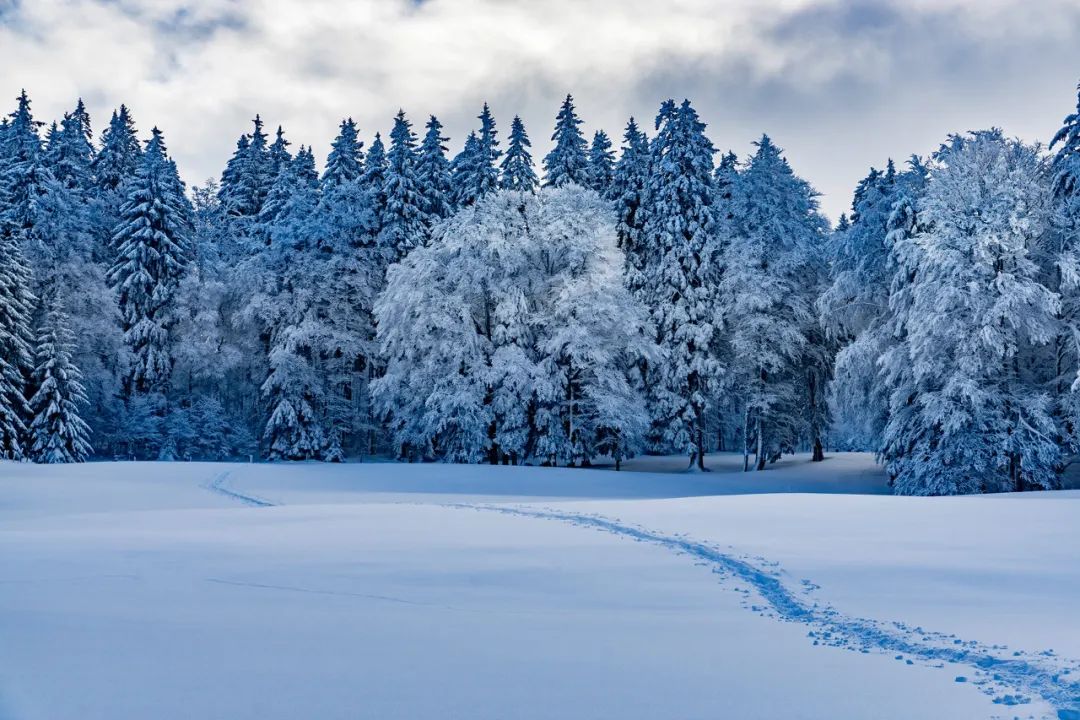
[
  {"x1": 374, "y1": 186, "x2": 653, "y2": 465},
  {"x1": 28, "y1": 297, "x2": 91, "y2": 463},
  {"x1": 884, "y1": 131, "x2": 1060, "y2": 495}
]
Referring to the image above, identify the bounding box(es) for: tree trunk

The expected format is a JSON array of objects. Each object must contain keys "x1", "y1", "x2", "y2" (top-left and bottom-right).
[
  {"x1": 742, "y1": 407, "x2": 750, "y2": 472},
  {"x1": 812, "y1": 436, "x2": 824, "y2": 462},
  {"x1": 755, "y1": 417, "x2": 766, "y2": 471}
]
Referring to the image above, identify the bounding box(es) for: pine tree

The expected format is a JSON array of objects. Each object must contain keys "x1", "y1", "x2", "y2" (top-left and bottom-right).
[
  {"x1": 322, "y1": 118, "x2": 364, "y2": 189},
  {"x1": 543, "y1": 94, "x2": 589, "y2": 188},
  {"x1": 586, "y1": 130, "x2": 615, "y2": 196},
  {"x1": 0, "y1": 220, "x2": 34, "y2": 460},
  {"x1": 610, "y1": 118, "x2": 650, "y2": 288},
  {"x1": 219, "y1": 115, "x2": 272, "y2": 219},
  {"x1": 451, "y1": 131, "x2": 482, "y2": 207},
  {"x1": 380, "y1": 111, "x2": 426, "y2": 259},
  {"x1": 268, "y1": 125, "x2": 292, "y2": 179},
  {"x1": 93, "y1": 104, "x2": 141, "y2": 193},
  {"x1": 415, "y1": 115, "x2": 453, "y2": 225},
  {"x1": 720, "y1": 135, "x2": 829, "y2": 470},
  {"x1": 48, "y1": 101, "x2": 95, "y2": 193},
  {"x1": 108, "y1": 127, "x2": 192, "y2": 396},
  {"x1": 475, "y1": 103, "x2": 501, "y2": 196},
  {"x1": 499, "y1": 115, "x2": 538, "y2": 192},
  {"x1": 28, "y1": 297, "x2": 92, "y2": 463},
  {"x1": 639, "y1": 99, "x2": 719, "y2": 469}
]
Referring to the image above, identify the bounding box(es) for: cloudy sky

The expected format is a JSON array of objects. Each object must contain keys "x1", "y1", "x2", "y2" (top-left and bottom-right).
[{"x1": 2, "y1": 0, "x2": 1079, "y2": 220}]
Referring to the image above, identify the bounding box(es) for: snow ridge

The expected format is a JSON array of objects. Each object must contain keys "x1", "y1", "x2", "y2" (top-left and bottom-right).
[{"x1": 452, "y1": 503, "x2": 1080, "y2": 719}]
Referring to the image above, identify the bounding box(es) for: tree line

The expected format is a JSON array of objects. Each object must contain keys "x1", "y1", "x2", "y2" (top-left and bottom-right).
[{"x1": 2, "y1": 85, "x2": 1080, "y2": 494}]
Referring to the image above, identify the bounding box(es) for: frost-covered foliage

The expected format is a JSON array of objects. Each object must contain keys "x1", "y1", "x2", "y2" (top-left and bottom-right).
[
  {"x1": 4, "y1": 84, "x2": 1080, "y2": 492},
  {"x1": 374, "y1": 187, "x2": 653, "y2": 465},
  {"x1": 883, "y1": 131, "x2": 1060, "y2": 495}
]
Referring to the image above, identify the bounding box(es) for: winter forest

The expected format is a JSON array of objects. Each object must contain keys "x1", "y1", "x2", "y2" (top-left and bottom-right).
[{"x1": 3, "y1": 82, "x2": 1080, "y2": 497}]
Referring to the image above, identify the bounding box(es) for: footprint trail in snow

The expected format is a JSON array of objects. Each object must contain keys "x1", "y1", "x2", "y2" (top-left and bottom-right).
[{"x1": 449, "y1": 503, "x2": 1080, "y2": 720}]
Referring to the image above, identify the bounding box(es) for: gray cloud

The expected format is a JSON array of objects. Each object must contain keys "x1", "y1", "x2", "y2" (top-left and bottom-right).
[{"x1": 1, "y1": 0, "x2": 1078, "y2": 221}]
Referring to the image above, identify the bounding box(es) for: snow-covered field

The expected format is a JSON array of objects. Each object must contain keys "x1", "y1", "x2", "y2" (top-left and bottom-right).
[{"x1": 1, "y1": 454, "x2": 1078, "y2": 720}]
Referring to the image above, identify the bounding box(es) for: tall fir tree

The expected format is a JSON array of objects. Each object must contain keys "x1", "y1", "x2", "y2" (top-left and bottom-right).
[
  {"x1": 414, "y1": 115, "x2": 454, "y2": 225},
  {"x1": 93, "y1": 105, "x2": 141, "y2": 193},
  {"x1": 610, "y1": 117, "x2": 650, "y2": 289},
  {"x1": 639, "y1": 99, "x2": 718, "y2": 469},
  {"x1": 28, "y1": 297, "x2": 92, "y2": 463},
  {"x1": 108, "y1": 127, "x2": 192, "y2": 396},
  {"x1": 543, "y1": 94, "x2": 589, "y2": 187},
  {"x1": 586, "y1": 130, "x2": 615, "y2": 196},
  {"x1": 475, "y1": 103, "x2": 501, "y2": 196},
  {"x1": 268, "y1": 125, "x2": 293, "y2": 179},
  {"x1": 381, "y1": 110, "x2": 426, "y2": 259},
  {"x1": 499, "y1": 115, "x2": 538, "y2": 192},
  {"x1": 322, "y1": 118, "x2": 364, "y2": 189},
  {"x1": 451, "y1": 131, "x2": 482, "y2": 207}
]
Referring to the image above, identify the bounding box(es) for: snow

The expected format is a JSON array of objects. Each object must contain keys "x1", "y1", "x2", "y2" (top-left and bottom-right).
[{"x1": 1, "y1": 453, "x2": 1077, "y2": 719}]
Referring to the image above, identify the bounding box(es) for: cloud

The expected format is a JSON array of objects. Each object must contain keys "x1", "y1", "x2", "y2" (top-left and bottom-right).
[{"x1": 1, "y1": 0, "x2": 1079, "y2": 220}]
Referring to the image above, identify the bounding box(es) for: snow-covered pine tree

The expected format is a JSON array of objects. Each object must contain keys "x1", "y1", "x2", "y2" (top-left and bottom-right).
[
  {"x1": 0, "y1": 202, "x2": 35, "y2": 460},
  {"x1": 268, "y1": 125, "x2": 292, "y2": 180},
  {"x1": 543, "y1": 94, "x2": 589, "y2": 188},
  {"x1": 638, "y1": 99, "x2": 719, "y2": 470},
  {"x1": 475, "y1": 103, "x2": 501, "y2": 196},
  {"x1": 28, "y1": 296, "x2": 91, "y2": 463},
  {"x1": 450, "y1": 131, "x2": 482, "y2": 207},
  {"x1": 586, "y1": 130, "x2": 615, "y2": 196},
  {"x1": 884, "y1": 131, "x2": 1060, "y2": 495},
  {"x1": 108, "y1": 127, "x2": 193, "y2": 397},
  {"x1": 610, "y1": 118, "x2": 650, "y2": 290},
  {"x1": 322, "y1": 118, "x2": 364, "y2": 189},
  {"x1": 499, "y1": 115, "x2": 538, "y2": 192},
  {"x1": 48, "y1": 102, "x2": 95, "y2": 193},
  {"x1": 93, "y1": 104, "x2": 141, "y2": 193},
  {"x1": 415, "y1": 115, "x2": 454, "y2": 225},
  {"x1": 720, "y1": 135, "x2": 828, "y2": 470},
  {"x1": 380, "y1": 110, "x2": 426, "y2": 259}
]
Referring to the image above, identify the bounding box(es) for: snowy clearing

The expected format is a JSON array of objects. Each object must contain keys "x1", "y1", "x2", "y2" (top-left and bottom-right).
[{"x1": 1, "y1": 453, "x2": 1078, "y2": 720}]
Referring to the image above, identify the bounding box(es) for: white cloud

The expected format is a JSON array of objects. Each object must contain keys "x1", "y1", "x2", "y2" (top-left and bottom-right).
[{"x1": 1, "y1": 0, "x2": 1079, "y2": 220}]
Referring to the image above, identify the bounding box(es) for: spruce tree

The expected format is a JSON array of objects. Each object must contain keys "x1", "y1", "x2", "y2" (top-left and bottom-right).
[
  {"x1": 108, "y1": 127, "x2": 192, "y2": 396},
  {"x1": 475, "y1": 103, "x2": 501, "y2": 196},
  {"x1": 499, "y1": 115, "x2": 538, "y2": 192},
  {"x1": 381, "y1": 110, "x2": 426, "y2": 259},
  {"x1": 93, "y1": 105, "x2": 141, "y2": 193},
  {"x1": 543, "y1": 94, "x2": 589, "y2": 187},
  {"x1": 586, "y1": 130, "x2": 615, "y2": 196},
  {"x1": 322, "y1": 118, "x2": 364, "y2": 189},
  {"x1": 415, "y1": 115, "x2": 453, "y2": 225},
  {"x1": 28, "y1": 297, "x2": 91, "y2": 463},
  {"x1": 268, "y1": 125, "x2": 292, "y2": 179},
  {"x1": 639, "y1": 99, "x2": 719, "y2": 469},
  {"x1": 610, "y1": 118, "x2": 650, "y2": 289},
  {"x1": 451, "y1": 131, "x2": 482, "y2": 207}
]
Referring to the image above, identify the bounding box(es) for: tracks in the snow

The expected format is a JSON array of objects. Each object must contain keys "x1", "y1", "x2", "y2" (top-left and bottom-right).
[
  {"x1": 448, "y1": 503, "x2": 1080, "y2": 720},
  {"x1": 204, "y1": 471, "x2": 276, "y2": 508}
]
